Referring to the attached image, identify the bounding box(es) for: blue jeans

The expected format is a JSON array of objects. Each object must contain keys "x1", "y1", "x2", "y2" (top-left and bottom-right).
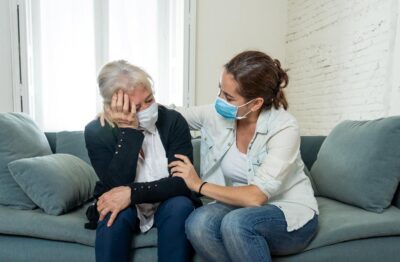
[
  {"x1": 185, "y1": 202, "x2": 318, "y2": 262},
  {"x1": 96, "y1": 196, "x2": 195, "y2": 262}
]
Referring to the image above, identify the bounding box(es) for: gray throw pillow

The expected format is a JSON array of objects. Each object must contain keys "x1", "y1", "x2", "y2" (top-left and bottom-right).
[
  {"x1": 0, "y1": 113, "x2": 52, "y2": 209},
  {"x1": 310, "y1": 117, "x2": 400, "y2": 212},
  {"x1": 8, "y1": 154, "x2": 98, "y2": 215},
  {"x1": 56, "y1": 131, "x2": 91, "y2": 164}
]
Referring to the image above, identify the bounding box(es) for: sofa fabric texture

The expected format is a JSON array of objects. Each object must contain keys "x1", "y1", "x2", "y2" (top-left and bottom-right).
[{"x1": 56, "y1": 131, "x2": 92, "y2": 165}]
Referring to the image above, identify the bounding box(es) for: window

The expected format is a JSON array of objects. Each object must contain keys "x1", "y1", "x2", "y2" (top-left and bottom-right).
[{"x1": 10, "y1": 0, "x2": 196, "y2": 131}]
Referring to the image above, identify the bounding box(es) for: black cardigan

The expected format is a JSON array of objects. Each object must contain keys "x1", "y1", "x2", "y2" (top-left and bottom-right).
[{"x1": 84, "y1": 105, "x2": 202, "y2": 208}]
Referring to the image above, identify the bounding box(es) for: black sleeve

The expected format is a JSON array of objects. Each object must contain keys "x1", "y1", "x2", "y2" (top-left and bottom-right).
[
  {"x1": 166, "y1": 112, "x2": 194, "y2": 165},
  {"x1": 129, "y1": 112, "x2": 195, "y2": 205},
  {"x1": 84, "y1": 125, "x2": 144, "y2": 189},
  {"x1": 130, "y1": 177, "x2": 191, "y2": 204}
]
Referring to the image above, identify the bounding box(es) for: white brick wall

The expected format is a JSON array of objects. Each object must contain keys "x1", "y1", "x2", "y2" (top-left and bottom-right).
[{"x1": 285, "y1": 0, "x2": 400, "y2": 135}]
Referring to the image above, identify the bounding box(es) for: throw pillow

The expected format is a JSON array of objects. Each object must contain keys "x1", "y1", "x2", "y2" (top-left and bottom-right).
[
  {"x1": 8, "y1": 154, "x2": 98, "y2": 215},
  {"x1": 310, "y1": 117, "x2": 400, "y2": 212},
  {"x1": 0, "y1": 113, "x2": 52, "y2": 209}
]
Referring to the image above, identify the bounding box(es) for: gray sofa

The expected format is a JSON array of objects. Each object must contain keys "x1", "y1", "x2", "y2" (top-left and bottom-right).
[{"x1": 1, "y1": 131, "x2": 400, "y2": 262}]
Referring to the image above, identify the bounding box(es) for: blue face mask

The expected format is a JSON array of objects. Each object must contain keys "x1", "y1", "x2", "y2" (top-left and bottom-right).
[{"x1": 214, "y1": 97, "x2": 254, "y2": 120}]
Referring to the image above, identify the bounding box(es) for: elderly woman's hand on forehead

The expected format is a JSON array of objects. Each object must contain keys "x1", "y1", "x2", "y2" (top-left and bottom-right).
[{"x1": 101, "y1": 89, "x2": 139, "y2": 129}]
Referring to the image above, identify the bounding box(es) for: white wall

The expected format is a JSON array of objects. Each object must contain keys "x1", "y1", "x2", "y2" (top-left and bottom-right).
[
  {"x1": 0, "y1": 0, "x2": 14, "y2": 112},
  {"x1": 388, "y1": 1, "x2": 400, "y2": 116},
  {"x1": 286, "y1": 0, "x2": 400, "y2": 135},
  {"x1": 195, "y1": 0, "x2": 287, "y2": 105}
]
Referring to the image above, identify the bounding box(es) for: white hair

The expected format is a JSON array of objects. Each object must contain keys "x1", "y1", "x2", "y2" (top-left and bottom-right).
[{"x1": 97, "y1": 60, "x2": 153, "y2": 104}]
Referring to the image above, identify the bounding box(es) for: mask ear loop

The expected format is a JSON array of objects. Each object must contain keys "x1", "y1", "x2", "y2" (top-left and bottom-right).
[
  {"x1": 236, "y1": 110, "x2": 252, "y2": 120},
  {"x1": 236, "y1": 99, "x2": 256, "y2": 119}
]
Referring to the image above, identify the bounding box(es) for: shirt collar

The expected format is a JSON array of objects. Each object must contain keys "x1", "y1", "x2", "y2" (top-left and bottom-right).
[
  {"x1": 142, "y1": 125, "x2": 157, "y2": 135},
  {"x1": 255, "y1": 109, "x2": 270, "y2": 134}
]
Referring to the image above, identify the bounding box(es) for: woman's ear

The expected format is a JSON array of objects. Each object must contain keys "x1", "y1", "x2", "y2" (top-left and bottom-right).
[{"x1": 251, "y1": 98, "x2": 264, "y2": 112}]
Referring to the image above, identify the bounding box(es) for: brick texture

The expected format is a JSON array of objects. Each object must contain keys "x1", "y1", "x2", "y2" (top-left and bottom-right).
[{"x1": 285, "y1": 0, "x2": 399, "y2": 135}]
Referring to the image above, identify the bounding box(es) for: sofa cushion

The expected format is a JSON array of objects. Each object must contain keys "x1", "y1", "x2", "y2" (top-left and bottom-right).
[
  {"x1": 56, "y1": 131, "x2": 91, "y2": 165},
  {"x1": 310, "y1": 117, "x2": 400, "y2": 212},
  {"x1": 8, "y1": 154, "x2": 98, "y2": 215},
  {"x1": 0, "y1": 113, "x2": 52, "y2": 209},
  {"x1": 0, "y1": 203, "x2": 157, "y2": 249},
  {"x1": 305, "y1": 197, "x2": 400, "y2": 251}
]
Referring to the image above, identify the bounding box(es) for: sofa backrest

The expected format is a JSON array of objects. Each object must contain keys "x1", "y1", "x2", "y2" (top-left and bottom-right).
[
  {"x1": 45, "y1": 131, "x2": 203, "y2": 172},
  {"x1": 299, "y1": 136, "x2": 326, "y2": 170},
  {"x1": 44, "y1": 132, "x2": 57, "y2": 153},
  {"x1": 45, "y1": 132, "x2": 327, "y2": 169}
]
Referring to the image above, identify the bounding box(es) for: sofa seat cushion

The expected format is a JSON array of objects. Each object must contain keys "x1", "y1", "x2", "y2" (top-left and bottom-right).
[
  {"x1": 305, "y1": 197, "x2": 400, "y2": 251},
  {"x1": 0, "y1": 203, "x2": 157, "y2": 249}
]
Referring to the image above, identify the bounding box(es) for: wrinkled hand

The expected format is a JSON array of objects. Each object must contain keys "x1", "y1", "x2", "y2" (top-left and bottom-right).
[
  {"x1": 98, "y1": 90, "x2": 139, "y2": 129},
  {"x1": 169, "y1": 154, "x2": 202, "y2": 192},
  {"x1": 97, "y1": 186, "x2": 131, "y2": 227}
]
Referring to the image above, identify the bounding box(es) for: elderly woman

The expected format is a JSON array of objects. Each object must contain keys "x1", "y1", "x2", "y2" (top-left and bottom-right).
[{"x1": 84, "y1": 60, "x2": 200, "y2": 262}]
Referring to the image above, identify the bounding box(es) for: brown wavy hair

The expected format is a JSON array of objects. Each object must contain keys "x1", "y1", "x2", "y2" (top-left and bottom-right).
[{"x1": 224, "y1": 50, "x2": 289, "y2": 110}]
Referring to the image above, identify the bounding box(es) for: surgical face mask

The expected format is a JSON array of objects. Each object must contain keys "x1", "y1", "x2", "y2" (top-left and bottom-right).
[
  {"x1": 137, "y1": 102, "x2": 158, "y2": 132},
  {"x1": 214, "y1": 97, "x2": 254, "y2": 120}
]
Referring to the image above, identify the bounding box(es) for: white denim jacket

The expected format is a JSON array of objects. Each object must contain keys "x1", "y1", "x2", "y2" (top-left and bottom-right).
[{"x1": 176, "y1": 104, "x2": 319, "y2": 231}]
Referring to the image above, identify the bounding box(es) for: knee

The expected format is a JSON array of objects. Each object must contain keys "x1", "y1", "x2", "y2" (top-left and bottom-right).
[
  {"x1": 164, "y1": 196, "x2": 194, "y2": 217},
  {"x1": 185, "y1": 207, "x2": 213, "y2": 242},
  {"x1": 97, "y1": 208, "x2": 135, "y2": 234},
  {"x1": 220, "y1": 210, "x2": 250, "y2": 237}
]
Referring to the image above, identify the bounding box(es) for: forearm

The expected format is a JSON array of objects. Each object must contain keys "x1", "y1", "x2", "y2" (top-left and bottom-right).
[
  {"x1": 104, "y1": 128, "x2": 143, "y2": 186},
  {"x1": 200, "y1": 184, "x2": 268, "y2": 207},
  {"x1": 86, "y1": 127, "x2": 144, "y2": 188},
  {"x1": 129, "y1": 177, "x2": 191, "y2": 205}
]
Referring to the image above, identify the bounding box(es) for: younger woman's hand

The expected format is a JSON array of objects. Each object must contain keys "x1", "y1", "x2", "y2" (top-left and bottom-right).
[{"x1": 169, "y1": 154, "x2": 203, "y2": 192}]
